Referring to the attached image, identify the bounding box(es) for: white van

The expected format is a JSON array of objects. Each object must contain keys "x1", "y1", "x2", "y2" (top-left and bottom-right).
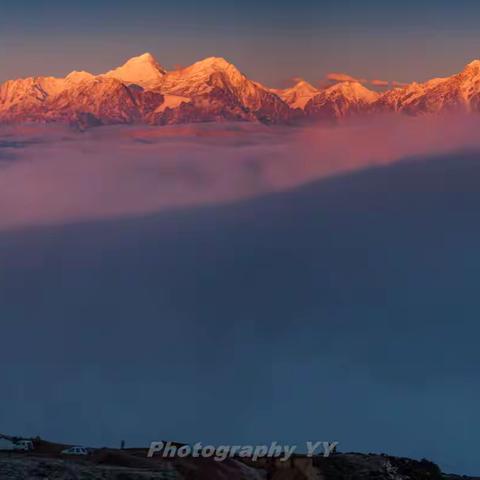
[
  {"x1": 0, "y1": 438, "x2": 34, "y2": 451},
  {"x1": 14, "y1": 440, "x2": 34, "y2": 451},
  {"x1": 61, "y1": 446, "x2": 89, "y2": 456}
]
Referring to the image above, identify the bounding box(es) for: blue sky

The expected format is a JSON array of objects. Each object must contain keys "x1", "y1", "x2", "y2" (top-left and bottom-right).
[{"x1": 3, "y1": 0, "x2": 480, "y2": 85}]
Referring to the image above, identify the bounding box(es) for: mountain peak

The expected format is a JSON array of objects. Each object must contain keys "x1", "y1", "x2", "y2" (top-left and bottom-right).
[
  {"x1": 277, "y1": 79, "x2": 319, "y2": 109},
  {"x1": 124, "y1": 52, "x2": 162, "y2": 66},
  {"x1": 466, "y1": 59, "x2": 480, "y2": 67},
  {"x1": 137, "y1": 52, "x2": 156, "y2": 61},
  {"x1": 326, "y1": 81, "x2": 379, "y2": 101},
  {"x1": 162, "y1": 56, "x2": 244, "y2": 91},
  {"x1": 196, "y1": 56, "x2": 232, "y2": 67},
  {"x1": 187, "y1": 56, "x2": 239, "y2": 74},
  {"x1": 291, "y1": 79, "x2": 318, "y2": 92},
  {"x1": 461, "y1": 58, "x2": 480, "y2": 76},
  {"x1": 104, "y1": 52, "x2": 166, "y2": 88},
  {"x1": 65, "y1": 70, "x2": 95, "y2": 83}
]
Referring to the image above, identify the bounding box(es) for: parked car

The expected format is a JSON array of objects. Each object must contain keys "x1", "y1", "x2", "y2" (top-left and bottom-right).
[
  {"x1": 61, "y1": 446, "x2": 89, "y2": 456},
  {"x1": 0, "y1": 438, "x2": 34, "y2": 452},
  {"x1": 14, "y1": 440, "x2": 34, "y2": 451}
]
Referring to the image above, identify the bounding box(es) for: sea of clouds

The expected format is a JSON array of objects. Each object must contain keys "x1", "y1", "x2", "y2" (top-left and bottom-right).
[{"x1": 1, "y1": 115, "x2": 480, "y2": 230}]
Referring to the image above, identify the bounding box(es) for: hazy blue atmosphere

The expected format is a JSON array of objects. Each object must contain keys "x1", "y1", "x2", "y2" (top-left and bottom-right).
[
  {"x1": 4, "y1": 0, "x2": 480, "y2": 85},
  {"x1": 2, "y1": 152, "x2": 480, "y2": 474}
]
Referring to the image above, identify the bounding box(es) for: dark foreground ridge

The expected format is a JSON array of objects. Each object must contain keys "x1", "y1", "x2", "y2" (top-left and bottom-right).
[{"x1": 0, "y1": 435, "x2": 476, "y2": 480}]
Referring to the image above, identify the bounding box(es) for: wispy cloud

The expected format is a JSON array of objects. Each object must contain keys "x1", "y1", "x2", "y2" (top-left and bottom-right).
[
  {"x1": 326, "y1": 72, "x2": 367, "y2": 84},
  {"x1": 392, "y1": 80, "x2": 409, "y2": 87},
  {"x1": 326, "y1": 73, "x2": 409, "y2": 89},
  {"x1": 371, "y1": 79, "x2": 389, "y2": 87}
]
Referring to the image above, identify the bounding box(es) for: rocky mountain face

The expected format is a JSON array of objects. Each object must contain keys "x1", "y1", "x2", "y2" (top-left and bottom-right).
[
  {"x1": 3, "y1": 53, "x2": 480, "y2": 128},
  {"x1": 273, "y1": 79, "x2": 320, "y2": 110},
  {"x1": 304, "y1": 81, "x2": 379, "y2": 120},
  {"x1": 374, "y1": 60, "x2": 480, "y2": 115},
  {"x1": 150, "y1": 57, "x2": 291, "y2": 125}
]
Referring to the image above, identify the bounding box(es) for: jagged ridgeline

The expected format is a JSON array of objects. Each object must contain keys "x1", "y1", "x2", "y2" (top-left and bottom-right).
[{"x1": 2, "y1": 54, "x2": 480, "y2": 128}]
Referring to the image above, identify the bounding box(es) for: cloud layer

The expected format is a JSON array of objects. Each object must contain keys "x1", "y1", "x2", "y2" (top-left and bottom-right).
[{"x1": 2, "y1": 115, "x2": 480, "y2": 230}]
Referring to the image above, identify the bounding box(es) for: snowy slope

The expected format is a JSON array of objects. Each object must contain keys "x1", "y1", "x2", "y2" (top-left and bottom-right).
[{"x1": 3, "y1": 55, "x2": 480, "y2": 127}]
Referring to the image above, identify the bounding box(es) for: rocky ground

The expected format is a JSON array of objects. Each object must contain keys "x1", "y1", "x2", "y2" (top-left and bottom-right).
[{"x1": 0, "y1": 448, "x2": 478, "y2": 480}]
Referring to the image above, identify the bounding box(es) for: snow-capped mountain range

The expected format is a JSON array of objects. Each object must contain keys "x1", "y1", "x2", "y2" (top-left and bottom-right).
[{"x1": 2, "y1": 53, "x2": 480, "y2": 128}]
